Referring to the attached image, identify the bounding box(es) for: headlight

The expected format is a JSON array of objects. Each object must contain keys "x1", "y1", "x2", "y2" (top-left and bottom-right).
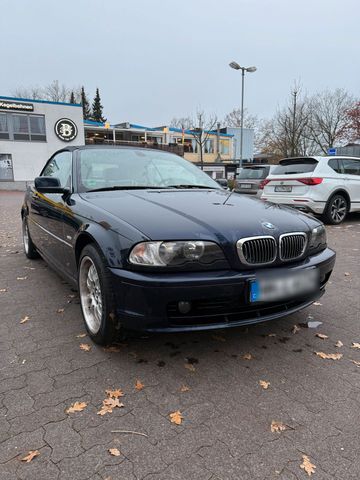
[
  {"x1": 129, "y1": 240, "x2": 225, "y2": 267},
  {"x1": 309, "y1": 225, "x2": 327, "y2": 249}
]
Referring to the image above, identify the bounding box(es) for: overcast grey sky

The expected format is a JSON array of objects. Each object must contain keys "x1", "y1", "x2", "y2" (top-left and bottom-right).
[{"x1": 2, "y1": 0, "x2": 359, "y2": 125}]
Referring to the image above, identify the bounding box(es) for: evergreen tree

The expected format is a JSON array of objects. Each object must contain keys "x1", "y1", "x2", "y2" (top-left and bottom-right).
[
  {"x1": 69, "y1": 91, "x2": 75, "y2": 104},
  {"x1": 91, "y1": 88, "x2": 106, "y2": 123},
  {"x1": 81, "y1": 86, "x2": 91, "y2": 120}
]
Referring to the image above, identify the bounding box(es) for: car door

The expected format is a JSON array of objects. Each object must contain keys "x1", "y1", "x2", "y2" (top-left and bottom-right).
[
  {"x1": 28, "y1": 150, "x2": 73, "y2": 268},
  {"x1": 340, "y1": 158, "x2": 360, "y2": 210}
]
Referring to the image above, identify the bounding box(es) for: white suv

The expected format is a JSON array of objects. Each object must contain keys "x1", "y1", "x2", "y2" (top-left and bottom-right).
[{"x1": 261, "y1": 156, "x2": 360, "y2": 224}]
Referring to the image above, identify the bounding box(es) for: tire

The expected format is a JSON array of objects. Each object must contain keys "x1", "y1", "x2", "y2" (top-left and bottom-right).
[
  {"x1": 22, "y1": 217, "x2": 40, "y2": 259},
  {"x1": 321, "y1": 194, "x2": 348, "y2": 225},
  {"x1": 78, "y1": 244, "x2": 121, "y2": 345}
]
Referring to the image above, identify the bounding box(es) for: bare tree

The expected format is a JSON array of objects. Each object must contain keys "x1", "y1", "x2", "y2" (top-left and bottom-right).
[
  {"x1": 12, "y1": 86, "x2": 44, "y2": 100},
  {"x1": 42, "y1": 80, "x2": 70, "y2": 102},
  {"x1": 189, "y1": 110, "x2": 218, "y2": 170},
  {"x1": 12, "y1": 81, "x2": 79, "y2": 103},
  {"x1": 170, "y1": 116, "x2": 193, "y2": 130},
  {"x1": 307, "y1": 88, "x2": 354, "y2": 154},
  {"x1": 170, "y1": 111, "x2": 218, "y2": 169},
  {"x1": 257, "y1": 84, "x2": 313, "y2": 157},
  {"x1": 223, "y1": 108, "x2": 258, "y2": 129},
  {"x1": 343, "y1": 101, "x2": 360, "y2": 142}
]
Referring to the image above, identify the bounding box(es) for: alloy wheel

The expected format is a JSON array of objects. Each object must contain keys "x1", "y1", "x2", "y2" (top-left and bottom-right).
[
  {"x1": 79, "y1": 256, "x2": 103, "y2": 334},
  {"x1": 330, "y1": 197, "x2": 347, "y2": 223}
]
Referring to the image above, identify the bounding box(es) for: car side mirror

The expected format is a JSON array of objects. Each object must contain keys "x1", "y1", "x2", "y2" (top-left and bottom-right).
[
  {"x1": 34, "y1": 176, "x2": 70, "y2": 195},
  {"x1": 216, "y1": 178, "x2": 229, "y2": 189}
]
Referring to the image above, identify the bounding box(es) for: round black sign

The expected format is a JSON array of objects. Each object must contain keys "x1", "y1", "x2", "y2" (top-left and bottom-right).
[{"x1": 54, "y1": 118, "x2": 78, "y2": 142}]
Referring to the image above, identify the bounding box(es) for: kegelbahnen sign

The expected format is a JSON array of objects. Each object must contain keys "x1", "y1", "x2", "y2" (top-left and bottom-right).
[{"x1": 0, "y1": 100, "x2": 34, "y2": 112}]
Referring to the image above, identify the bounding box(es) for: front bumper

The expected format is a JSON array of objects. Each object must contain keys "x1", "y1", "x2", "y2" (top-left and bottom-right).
[{"x1": 109, "y1": 248, "x2": 335, "y2": 332}]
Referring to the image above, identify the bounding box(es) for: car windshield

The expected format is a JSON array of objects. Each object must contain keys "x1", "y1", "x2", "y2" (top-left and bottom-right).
[
  {"x1": 238, "y1": 168, "x2": 268, "y2": 179},
  {"x1": 272, "y1": 158, "x2": 318, "y2": 175},
  {"x1": 77, "y1": 148, "x2": 221, "y2": 192}
]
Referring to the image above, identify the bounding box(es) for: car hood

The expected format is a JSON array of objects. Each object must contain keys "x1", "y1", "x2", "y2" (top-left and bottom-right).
[{"x1": 81, "y1": 189, "x2": 316, "y2": 242}]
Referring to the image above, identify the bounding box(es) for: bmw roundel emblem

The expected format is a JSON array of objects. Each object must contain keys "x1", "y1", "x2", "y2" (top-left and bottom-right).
[{"x1": 262, "y1": 221, "x2": 275, "y2": 229}]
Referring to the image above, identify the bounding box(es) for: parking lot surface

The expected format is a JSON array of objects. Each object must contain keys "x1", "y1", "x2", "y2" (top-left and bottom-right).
[{"x1": 0, "y1": 190, "x2": 359, "y2": 480}]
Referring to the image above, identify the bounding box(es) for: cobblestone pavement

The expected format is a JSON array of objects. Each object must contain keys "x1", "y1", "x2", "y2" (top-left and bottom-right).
[{"x1": 0, "y1": 190, "x2": 359, "y2": 480}]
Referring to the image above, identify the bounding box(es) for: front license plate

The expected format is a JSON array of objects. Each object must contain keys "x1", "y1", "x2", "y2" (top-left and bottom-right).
[
  {"x1": 275, "y1": 185, "x2": 292, "y2": 192},
  {"x1": 240, "y1": 183, "x2": 252, "y2": 189},
  {"x1": 249, "y1": 268, "x2": 319, "y2": 303}
]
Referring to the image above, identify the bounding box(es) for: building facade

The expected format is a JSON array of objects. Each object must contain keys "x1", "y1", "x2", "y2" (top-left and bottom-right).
[
  {"x1": 0, "y1": 95, "x2": 255, "y2": 189},
  {"x1": 0, "y1": 96, "x2": 84, "y2": 189}
]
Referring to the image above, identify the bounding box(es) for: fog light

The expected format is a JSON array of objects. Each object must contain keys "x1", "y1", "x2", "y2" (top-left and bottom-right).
[{"x1": 178, "y1": 301, "x2": 192, "y2": 314}]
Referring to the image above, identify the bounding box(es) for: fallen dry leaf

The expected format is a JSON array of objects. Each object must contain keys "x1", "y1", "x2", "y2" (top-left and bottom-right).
[
  {"x1": 351, "y1": 342, "x2": 360, "y2": 349},
  {"x1": 65, "y1": 401, "x2": 88, "y2": 414},
  {"x1": 292, "y1": 324, "x2": 301, "y2": 334},
  {"x1": 270, "y1": 420, "x2": 287, "y2": 433},
  {"x1": 103, "y1": 345, "x2": 121, "y2": 353},
  {"x1": 300, "y1": 455, "x2": 316, "y2": 476},
  {"x1": 97, "y1": 397, "x2": 124, "y2": 416},
  {"x1": 313, "y1": 301, "x2": 322, "y2": 306},
  {"x1": 351, "y1": 360, "x2": 360, "y2": 367},
  {"x1": 108, "y1": 448, "x2": 121, "y2": 456},
  {"x1": 17, "y1": 276, "x2": 27, "y2": 281},
  {"x1": 315, "y1": 333, "x2": 328, "y2": 339},
  {"x1": 259, "y1": 380, "x2": 270, "y2": 390},
  {"x1": 20, "y1": 316, "x2": 30, "y2": 324},
  {"x1": 184, "y1": 363, "x2": 196, "y2": 372},
  {"x1": 335, "y1": 340, "x2": 343, "y2": 348},
  {"x1": 211, "y1": 334, "x2": 226, "y2": 342},
  {"x1": 135, "y1": 380, "x2": 144, "y2": 391},
  {"x1": 21, "y1": 450, "x2": 40, "y2": 463},
  {"x1": 57, "y1": 308, "x2": 64, "y2": 314},
  {"x1": 242, "y1": 353, "x2": 253, "y2": 360},
  {"x1": 180, "y1": 385, "x2": 190, "y2": 392},
  {"x1": 79, "y1": 343, "x2": 91, "y2": 352},
  {"x1": 169, "y1": 410, "x2": 183, "y2": 425},
  {"x1": 76, "y1": 333, "x2": 87, "y2": 338},
  {"x1": 106, "y1": 389, "x2": 124, "y2": 399},
  {"x1": 315, "y1": 351, "x2": 343, "y2": 360}
]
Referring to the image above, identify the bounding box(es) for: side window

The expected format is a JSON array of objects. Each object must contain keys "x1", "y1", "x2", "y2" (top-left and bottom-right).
[
  {"x1": 42, "y1": 151, "x2": 72, "y2": 188},
  {"x1": 328, "y1": 158, "x2": 342, "y2": 173},
  {"x1": 342, "y1": 159, "x2": 360, "y2": 176}
]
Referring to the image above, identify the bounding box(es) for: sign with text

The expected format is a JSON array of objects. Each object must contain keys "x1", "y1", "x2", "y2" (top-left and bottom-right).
[{"x1": 0, "y1": 100, "x2": 34, "y2": 112}]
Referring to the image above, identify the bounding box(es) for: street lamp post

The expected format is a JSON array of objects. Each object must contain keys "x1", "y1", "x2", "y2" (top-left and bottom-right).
[{"x1": 229, "y1": 61, "x2": 257, "y2": 175}]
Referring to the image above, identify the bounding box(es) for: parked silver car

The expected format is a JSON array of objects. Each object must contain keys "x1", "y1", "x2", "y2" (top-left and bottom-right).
[{"x1": 234, "y1": 165, "x2": 275, "y2": 196}]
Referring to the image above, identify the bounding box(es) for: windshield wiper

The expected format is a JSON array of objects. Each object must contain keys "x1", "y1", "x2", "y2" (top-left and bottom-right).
[
  {"x1": 166, "y1": 184, "x2": 218, "y2": 189},
  {"x1": 86, "y1": 185, "x2": 168, "y2": 192}
]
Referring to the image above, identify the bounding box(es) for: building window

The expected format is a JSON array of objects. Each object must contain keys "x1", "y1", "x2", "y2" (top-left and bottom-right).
[
  {"x1": 13, "y1": 114, "x2": 30, "y2": 141},
  {"x1": 0, "y1": 113, "x2": 9, "y2": 140},
  {"x1": 220, "y1": 139, "x2": 230, "y2": 155},
  {"x1": 204, "y1": 139, "x2": 214, "y2": 154},
  {"x1": 0, "y1": 113, "x2": 46, "y2": 142},
  {"x1": 191, "y1": 139, "x2": 199, "y2": 153},
  {"x1": 29, "y1": 115, "x2": 46, "y2": 142}
]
